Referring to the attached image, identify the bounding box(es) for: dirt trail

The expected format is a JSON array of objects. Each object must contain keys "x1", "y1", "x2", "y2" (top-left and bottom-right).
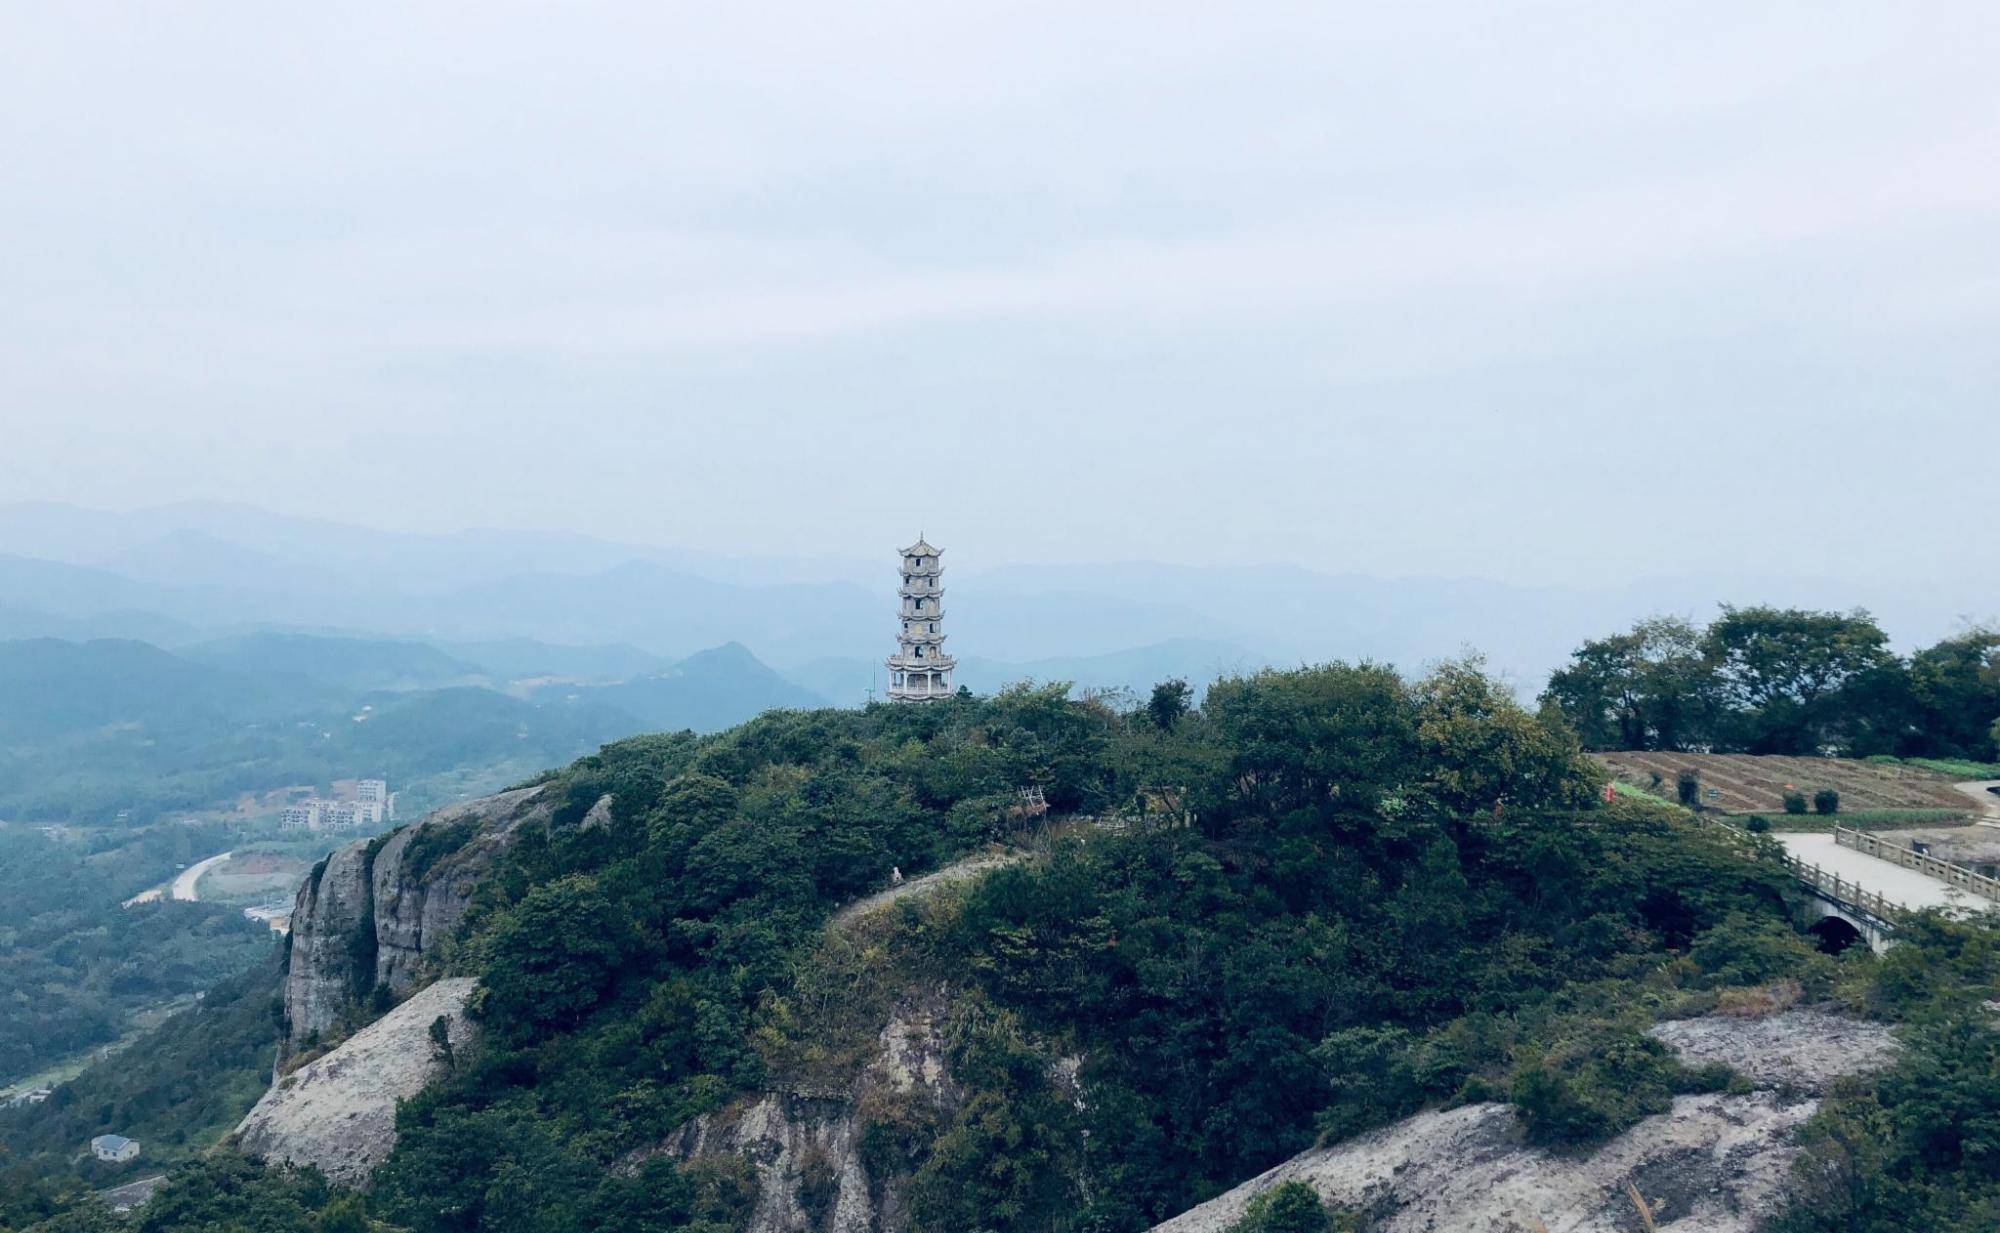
[{"x1": 830, "y1": 848, "x2": 1025, "y2": 929}]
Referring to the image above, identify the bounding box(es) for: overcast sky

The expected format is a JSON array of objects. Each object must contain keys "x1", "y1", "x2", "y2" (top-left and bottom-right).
[{"x1": 3, "y1": 2, "x2": 1996, "y2": 588}]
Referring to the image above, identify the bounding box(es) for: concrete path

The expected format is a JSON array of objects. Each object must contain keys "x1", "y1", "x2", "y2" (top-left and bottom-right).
[
  {"x1": 1777, "y1": 832, "x2": 1977, "y2": 913},
  {"x1": 1952, "y1": 780, "x2": 2000, "y2": 823}
]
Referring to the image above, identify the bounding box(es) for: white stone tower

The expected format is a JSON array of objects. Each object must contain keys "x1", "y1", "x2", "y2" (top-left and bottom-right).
[{"x1": 886, "y1": 536, "x2": 956, "y2": 701}]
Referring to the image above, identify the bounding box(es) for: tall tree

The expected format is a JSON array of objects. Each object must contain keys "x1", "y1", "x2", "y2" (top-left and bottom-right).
[
  {"x1": 1540, "y1": 616, "x2": 1716, "y2": 751},
  {"x1": 1703, "y1": 606, "x2": 1897, "y2": 754},
  {"x1": 1904, "y1": 629, "x2": 2000, "y2": 761}
]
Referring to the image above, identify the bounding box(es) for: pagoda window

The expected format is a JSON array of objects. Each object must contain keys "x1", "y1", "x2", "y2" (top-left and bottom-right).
[{"x1": 914, "y1": 646, "x2": 924, "y2": 658}]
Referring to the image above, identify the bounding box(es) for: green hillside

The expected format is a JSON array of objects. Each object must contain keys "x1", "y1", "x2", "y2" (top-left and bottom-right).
[{"x1": 9, "y1": 663, "x2": 2000, "y2": 1233}]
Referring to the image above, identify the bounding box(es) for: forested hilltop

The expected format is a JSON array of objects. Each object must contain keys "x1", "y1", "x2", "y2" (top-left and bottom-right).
[{"x1": 7, "y1": 663, "x2": 2000, "y2": 1232}]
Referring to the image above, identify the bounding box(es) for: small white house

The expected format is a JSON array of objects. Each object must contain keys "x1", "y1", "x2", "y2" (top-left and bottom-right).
[{"x1": 90, "y1": 1134, "x2": 140, "y2": 1162}]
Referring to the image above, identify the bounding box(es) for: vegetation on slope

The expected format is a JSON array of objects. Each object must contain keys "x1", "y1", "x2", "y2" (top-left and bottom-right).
[
  {"x1": 0, "y1": 953, "x2": 284, "y2": 1187},
  {"x1": 0, "y1": 828, "x2": 272, "y2": 1086},
  {"x1": 9, "y1": 658, "x2": 2000, "y2": 1233}
]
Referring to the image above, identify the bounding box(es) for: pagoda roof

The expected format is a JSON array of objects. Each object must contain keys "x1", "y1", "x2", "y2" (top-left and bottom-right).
[{"x1": 899, "y1": 536, "x2": 941, "y2": 557}]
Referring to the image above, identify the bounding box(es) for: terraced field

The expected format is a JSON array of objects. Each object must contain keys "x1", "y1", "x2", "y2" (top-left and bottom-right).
[{"x1": 1592, "y1": 752, "x2": 1972, "y2": 814}]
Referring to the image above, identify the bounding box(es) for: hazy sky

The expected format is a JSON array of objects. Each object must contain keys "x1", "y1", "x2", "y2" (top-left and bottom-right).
[{"x1": 4, "y1": 3, "x2": 1996, "y2": 587}]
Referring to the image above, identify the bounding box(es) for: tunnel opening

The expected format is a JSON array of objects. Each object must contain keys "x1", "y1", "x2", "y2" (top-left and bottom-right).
[{"x1": 1809, "y1": 915, "x2": 1865, "y2": 955}]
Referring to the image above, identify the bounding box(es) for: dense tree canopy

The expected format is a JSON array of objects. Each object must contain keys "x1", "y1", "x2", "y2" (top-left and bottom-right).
[{"x1": 1542, "y1": 608, "x2": 2000, "y2": 760}]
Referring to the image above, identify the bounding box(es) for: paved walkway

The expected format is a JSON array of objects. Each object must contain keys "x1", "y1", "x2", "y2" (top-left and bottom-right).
[
  {"x1": 1778, "y1": 832, "x2": 1977, "y2": 913},
  {"x1": 1952, "y1": 780, "x2": 2000, "y2": 823}
]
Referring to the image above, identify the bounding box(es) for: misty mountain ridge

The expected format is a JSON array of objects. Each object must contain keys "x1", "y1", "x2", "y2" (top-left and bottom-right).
[
  {"x1": 0, "y1": 632, "x2": 823, "y2": 825},
  {"x1": 0, "y1": 501, "x2": 1990, "y2": 692}
]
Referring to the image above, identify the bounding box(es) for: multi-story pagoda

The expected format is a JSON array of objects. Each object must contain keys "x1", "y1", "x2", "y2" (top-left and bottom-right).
[{"x1": 886, "y1": 536, "x2": 956, "y2": 701}]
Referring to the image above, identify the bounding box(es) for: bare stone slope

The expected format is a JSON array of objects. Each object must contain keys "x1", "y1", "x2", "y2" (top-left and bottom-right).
[
  {"x1": 238, "y1": 978, "x2": 477, "y2": 1186},
  {"x1": 1150, "y1": 1010, "x2": 1897, "y2": 1233}
]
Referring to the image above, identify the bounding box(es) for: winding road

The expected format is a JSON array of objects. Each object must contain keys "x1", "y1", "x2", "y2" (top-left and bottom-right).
[
  {"x1": 123, "y1": 850, "x2": 234, "y2": 907},
  {"x1": 170, "y1": 850, "x2": 233, "y2": 901}
]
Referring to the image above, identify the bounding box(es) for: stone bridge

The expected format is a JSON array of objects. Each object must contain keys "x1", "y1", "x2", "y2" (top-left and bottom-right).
[{"x1": 1774, "y1": 826, "x2": 1999, "y2": 953}]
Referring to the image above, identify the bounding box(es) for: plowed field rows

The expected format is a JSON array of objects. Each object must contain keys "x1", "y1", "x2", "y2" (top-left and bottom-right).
[{"x1": 1592, "y1": 752, "x2": 1971, "y2": 814}]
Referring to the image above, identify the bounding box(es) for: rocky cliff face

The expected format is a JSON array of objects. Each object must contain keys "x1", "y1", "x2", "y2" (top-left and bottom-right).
[
  {"x1": 239, "y1": 978, "x2": 479, "y2": 1185},
  {"x1": 284, "y1": 784, "x2": 567, "y2": 1048},
  {"x1": 640, "y1": 985, "x2": 963, "y2": 1233}
]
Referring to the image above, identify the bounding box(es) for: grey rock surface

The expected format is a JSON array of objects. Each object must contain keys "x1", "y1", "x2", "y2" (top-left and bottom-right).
[
  {"x1": 1649, "y1": 1008, "x2": 1898, "y2": 1094},
  {"x1": 239, "y1": 978, "x2": 477, "y2": 1187},
  {"x1": 285, "y1": 785, "x2": 550, "y2": 1047},
  {"x1": 1149, "y1": 1009, "x2": 1902, "y2": 1233},
  {"x1": 652, "y1": 990, "x2": 959, "y2": 1233}
]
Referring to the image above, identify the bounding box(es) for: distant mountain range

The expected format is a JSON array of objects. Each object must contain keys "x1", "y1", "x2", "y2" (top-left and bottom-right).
[{"x1": 0, "y1": 500, "x2": 1989, "y2": 700}]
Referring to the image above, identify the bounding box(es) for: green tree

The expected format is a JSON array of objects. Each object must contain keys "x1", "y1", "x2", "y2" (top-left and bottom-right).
[
  {"x1": 478, "y1": 874, "x2": 636, "y2": 1038},
  {"x1": 1227, "y1": 1181, "x2": 1343, "y2": 1233},
  {"x1": 1147, "y1": 678, "x2": 1193, "y2": 732},
  {"x1": 1705, "y1": 606, "x2": 1898, "y2": 754},
  {"x1": 1415, "y1": 658, "x2": 1601, "y2": 816},
  {"x1": 1201, "y1": 663, "x2": 1418, "y2": 827},
  {"x1": 1541, "y1": 616, "x2": 1716, "y2": 750},
  {"x1": 1904, "y1": 629, "x2": 2000, "y2": 761}
]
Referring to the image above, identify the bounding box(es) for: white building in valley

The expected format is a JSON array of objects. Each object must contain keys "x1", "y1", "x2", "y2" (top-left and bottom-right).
[
  {"x1": 90, "y1": 1134, "x2": 140, "y2": 1162},
  {"x1": 886, "y1": 537, "x2": 956, "y2": 702}
]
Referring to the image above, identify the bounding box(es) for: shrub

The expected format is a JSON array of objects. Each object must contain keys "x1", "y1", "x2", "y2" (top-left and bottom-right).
[
  {"x1": 1743, "y1": 815, "x2": 1772, "y2": 833},
  {"x1": 1510, "y1": 1028, "x2": 1715, "y2": 1146},
  {"x1": 1814, "y1": 788, "x2": 1840, "y2": 815},
  {"x1": 1677, "y1": 770, "x2": 1702, "y2": 809},
  {"x1": 1690, "y1": 913, "x2": 1818, "y2": 988},
  {"x1": 1783, "y1": 791, "x2": 1809, "y2": 815},
  {"x1": 1227, "y1": 1181, "x2": 1351, "y2": 1233}
]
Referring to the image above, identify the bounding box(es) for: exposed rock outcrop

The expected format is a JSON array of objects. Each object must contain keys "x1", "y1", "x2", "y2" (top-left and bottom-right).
[
  {"x1": 284, "y1": 785, "x2": 553, "y2": 1047},
  {"x1": 646, "y1": 988, "x2": 961, "y2": 1233},
  {"x1": 1648, "y1": 1009, "x2": 1898, "y2": 1094},
  {"x1": 239, "y1": 978, "x2": 478, "y2": 1186},
  {"x1": 1152, "y1": 1094, "x2": 1811, "y2": 1233},
  {"x1": 1149, "y1": 1009, "x2": 1898, "y2": 1233}
]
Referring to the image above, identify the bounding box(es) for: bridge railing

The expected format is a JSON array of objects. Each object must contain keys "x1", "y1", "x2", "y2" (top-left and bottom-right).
[
  {"x1": 1685, "y1": 813, "x2": 1901, "y2": 930},
  {"x1": 1834, "y1": 825, "x2": 2000, "y2": 903},
  {"x1": 1782, "y1": 853, "x2": 1901, "y2": 929}
]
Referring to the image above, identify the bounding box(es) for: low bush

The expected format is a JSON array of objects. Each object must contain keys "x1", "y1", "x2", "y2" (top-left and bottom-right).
[
  {"x1": 1677, "y1": 770, "x2": 1702, "y2": 808},
  {"x1": 1510, "y1": 1026, "x2": 1728, "y2": 1147},
  {"x1": 1226, "y1": 1181, "x2": 1352, "y2": 1233},
  {"x1": 1784, "y1": 791, "x2": 1809, "y2": 815},
  {"x1": 1814, "y1": 788, "x2": 1840, "y2": 815}
]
